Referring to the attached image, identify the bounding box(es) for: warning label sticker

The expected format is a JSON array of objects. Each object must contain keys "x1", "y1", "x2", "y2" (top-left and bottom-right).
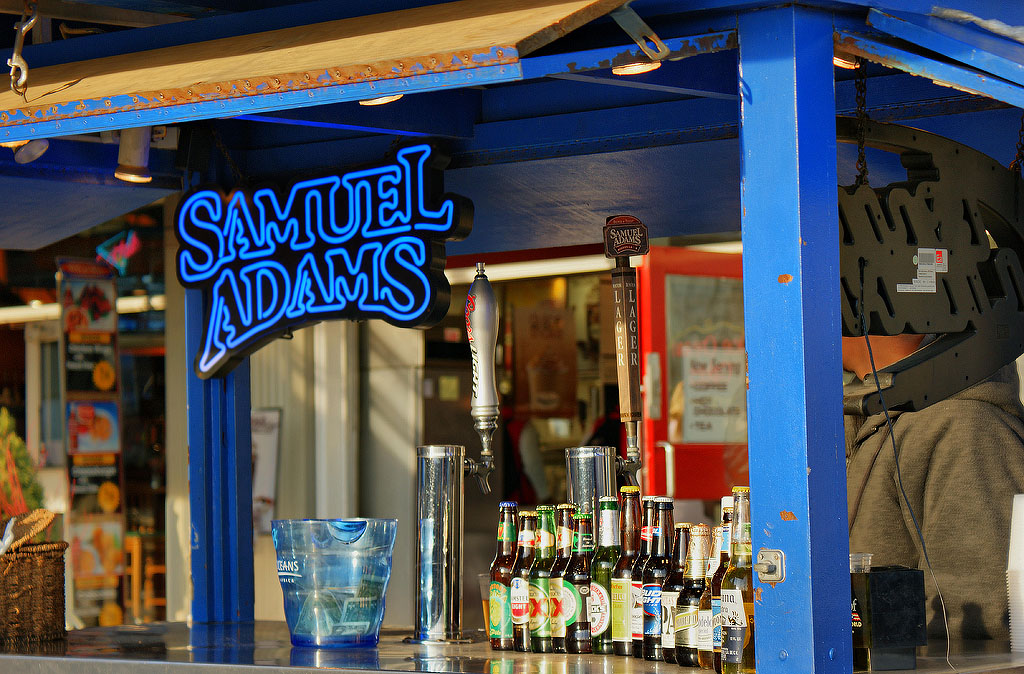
[{"x1": 896, "y1": 248, "x2": 948, "y2": 293}]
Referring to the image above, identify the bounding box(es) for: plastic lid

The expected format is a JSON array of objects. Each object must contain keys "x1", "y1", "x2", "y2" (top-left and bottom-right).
[
  {"x1": 499, "y1": 501, "x2": 518, "y2": 509},
  {"x1": 620, "y1": 486, "x2": 640, "y2": 493},
  {"x1": 732, "y1": 486, "x2": 750, "y2": 494},
  {"x1": 573, "y1": 512, "x2": 593, "y2": 520},
  {"x1": 557, "y1": 503, "x2": 577, "y2": 511},
  {"x1": 537, "y1": 505, "x2": 555, "y2": 512}
]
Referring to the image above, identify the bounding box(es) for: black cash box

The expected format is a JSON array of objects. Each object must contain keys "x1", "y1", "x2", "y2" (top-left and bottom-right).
[{"x1": 851, "y1": 565, "x2": 927, "y2": 671}]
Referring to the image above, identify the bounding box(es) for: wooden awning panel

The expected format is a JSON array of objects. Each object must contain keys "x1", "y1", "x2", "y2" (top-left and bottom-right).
[{"x1": 0, "y1": 0, "x2": 627, "y2": 127}]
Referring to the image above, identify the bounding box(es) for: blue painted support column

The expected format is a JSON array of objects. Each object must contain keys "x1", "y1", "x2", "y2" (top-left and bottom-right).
[
  {"x1": 737, "y1": 7, "x2": 851, "y2": 674},
  {"x1": 185, "y1": 287, "x2": 255, "y2": 623}
]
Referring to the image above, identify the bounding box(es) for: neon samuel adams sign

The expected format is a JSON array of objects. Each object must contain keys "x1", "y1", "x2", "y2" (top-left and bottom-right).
[{"x1": 175, "y1": 144, "x2": 472, "y2": 379}]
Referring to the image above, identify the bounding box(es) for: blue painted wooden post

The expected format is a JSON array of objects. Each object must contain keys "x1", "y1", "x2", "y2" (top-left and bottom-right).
[
  {"x1": 737, "y1": 7, "x2": 851, "y2": 673},
  {"x1": 185, "y1": 287, "x2": 255, "y2": 623}
]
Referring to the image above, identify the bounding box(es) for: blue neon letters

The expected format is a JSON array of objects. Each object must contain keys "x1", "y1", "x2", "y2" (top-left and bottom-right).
[{"x1": 175, "y1": 144, "x2": 472, "y2": 379}]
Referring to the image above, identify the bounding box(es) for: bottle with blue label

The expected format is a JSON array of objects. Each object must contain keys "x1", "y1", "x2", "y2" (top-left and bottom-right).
[{"x1": 642, "y1": 497, "x2": 674, "y2": 661}]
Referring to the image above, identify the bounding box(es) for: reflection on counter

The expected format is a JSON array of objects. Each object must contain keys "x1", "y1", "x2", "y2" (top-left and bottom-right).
[{"x1": 0, "y1": 622, "x2": 1022, "y2": 673}]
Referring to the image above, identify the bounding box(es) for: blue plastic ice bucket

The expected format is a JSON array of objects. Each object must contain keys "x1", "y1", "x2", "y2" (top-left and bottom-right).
[{"x1": 272, "y1": 518, "x2": 398, "y2": 648}]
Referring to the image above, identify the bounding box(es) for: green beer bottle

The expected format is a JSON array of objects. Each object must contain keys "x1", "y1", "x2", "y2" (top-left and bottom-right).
[
  {"x1": 590, "y1": 496, "x2": 620, "y2": 654},
  {"x1": 721, "y1": 487, "x2": 755, "y2": 674},
  {"x1": 530, "y1": 505, "x2": 556, "y2": 652}
]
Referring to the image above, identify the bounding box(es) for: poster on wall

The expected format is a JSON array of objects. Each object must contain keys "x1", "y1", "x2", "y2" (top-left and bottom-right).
[
  {"x1": 67, "y1": 401, "x2": 120, "y2": 454},
  {"x1": 68, "y1": 453, "x2": 121, "y2": 515},
  {"x1": 65, "y1": 332, "x2": 118, "y2": 395},
  {"x1": 251, "y1": 408, "x2": 281, "y2": 535},
  {"x1": 680, "y1": 346, "x2": 747, "y2": 444},
  {"x1": 513, "y1": 305, "x2": 577, "y2": 418}
]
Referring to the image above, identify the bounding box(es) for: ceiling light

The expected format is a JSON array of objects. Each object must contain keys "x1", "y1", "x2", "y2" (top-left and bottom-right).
[
  {"x1": 612, "y1": 61, "x2": 661, "y2": 76},
  {"x1": 833, "y1": 54, "x2": 859, "y2": 70},
  {"x1": 0, "y1": 138, "x2": 49, "y2": 164},
  {"x1": 359, "y1": 94, "x2": 404, "y2": 106},
  {"x1": 114, "y1": 126, "x2": 153, "y2": 184}
]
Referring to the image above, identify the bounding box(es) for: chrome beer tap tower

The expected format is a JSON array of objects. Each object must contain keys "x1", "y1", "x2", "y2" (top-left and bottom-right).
[{"x1": 411, "y1": 263, "x2": 497, "y2": 643}]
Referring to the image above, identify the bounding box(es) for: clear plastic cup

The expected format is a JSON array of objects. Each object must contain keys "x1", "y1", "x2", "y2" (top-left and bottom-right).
[
  {"x1": 849, "y1": 552, "x2": 873, "y2": 573},
  {"x1": 272, "y1": 518, "x2": 398, "y2": 648}
]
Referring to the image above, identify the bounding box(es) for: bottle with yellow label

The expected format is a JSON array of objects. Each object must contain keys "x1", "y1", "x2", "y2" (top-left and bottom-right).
[{"x1": 721, "y1": 487, "x2": 755, "y2": 674}]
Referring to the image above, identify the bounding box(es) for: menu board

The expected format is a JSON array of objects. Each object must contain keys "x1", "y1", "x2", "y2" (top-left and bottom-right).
[{"x1": 58, "y1": 258, "x2": 126, "y2": 627}]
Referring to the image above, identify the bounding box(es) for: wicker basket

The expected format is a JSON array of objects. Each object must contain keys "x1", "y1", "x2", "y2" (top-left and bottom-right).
[{"x1": 0, "y1": 511, "x2": 67, "y2": 643}]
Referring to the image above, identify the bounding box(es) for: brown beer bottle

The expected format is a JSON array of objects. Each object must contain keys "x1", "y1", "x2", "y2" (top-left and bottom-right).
[
  {"x1": 489, "y1": 501, "x2": 518, "y2": 650},
  {"x1": 631, "y1": 496, "x2": 656, "y2": 658},
  {"x1": 642, "y1": 497, "x2": 673, "y2": 661},
  {"x1": 611, "y1": 486, "x2": 640, "y2": 656},
  {"x1": 713, "y1": 500, "x2": 734, "y2": 673},
  {"x1": 550, "y1": 503, "x2": 576, "y2": 653},
  {"x1": 660, "y1": 523, "x2": 688, "y2": 664},
  {"x1": 511, "y1": 511, "x2": 537, "y2": 652},
  {"x1": 564, "y1": 512, "x2": 594, "y2": 654},
  {"x1": 697, "y1": 525, "x2": 723, "y2": 668},
  {"x1": 675, "y1": 523, "x2": 710, "y2": 666}
]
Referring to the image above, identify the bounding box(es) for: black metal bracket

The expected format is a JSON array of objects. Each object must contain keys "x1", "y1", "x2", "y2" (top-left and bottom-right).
[{"x1": 837, "y1": 117, "x2": 1024, "y2": 415}]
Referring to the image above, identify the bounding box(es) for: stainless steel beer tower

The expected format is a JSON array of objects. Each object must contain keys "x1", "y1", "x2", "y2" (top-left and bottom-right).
[
  {"x1": 413, "y1": 444, "x2": 466, "y2": 642},
  {"x1": 411, "y1": 263, "x2": 500, "y2": 642}
]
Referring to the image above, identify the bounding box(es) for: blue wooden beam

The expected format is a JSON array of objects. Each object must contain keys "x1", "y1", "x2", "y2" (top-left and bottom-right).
[
  {"x1": 0, "y1": 60, "x2": 521, "y2": 144},
  {"x1": 186, "y1": 287, "x2": 255, "y2": 623},
  {"x1": 737, "y1": 6, "x2": 850, "y2": 673},
  {"x1": 835, "y1": 18, "x2": 1024, "y2": 109},
  {"x1": 867, "y1": 9, "x2": 1024, "y2": 87}
]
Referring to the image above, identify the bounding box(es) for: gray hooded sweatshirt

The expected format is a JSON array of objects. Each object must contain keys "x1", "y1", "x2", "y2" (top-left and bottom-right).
[{"x1": 846, "y1": 365, "x2": 1024, "y2": 640}]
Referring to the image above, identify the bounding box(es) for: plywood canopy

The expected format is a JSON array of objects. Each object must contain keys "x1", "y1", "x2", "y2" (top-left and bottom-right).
[{"x1": 0, "y1": 0, "x2": 627, "y2": 125}]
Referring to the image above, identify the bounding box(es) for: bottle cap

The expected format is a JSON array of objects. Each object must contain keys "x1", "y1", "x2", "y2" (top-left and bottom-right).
[
  {"x1": 520, "y1": 511, "x2": 538, "y2": 518},
  {"x1": 674, "y1": 523, "x2": 687, "y2": 529},
  {"x1": 655, "y1": 496, "x2": 674, "y2": 504},
  {"x1": 556, "y1": 503, "x2": 577, "y2": 511},
  {"x1": 721, "y1": 495, "x2": 734, "y2": 510},
  {"x1": 499, "y1": 501, "x2": 518, "y2": 509},
  {"x1": 620, "y1": 486, "x2": 640, "y2": 493},
  {"x1": 573, "y1": 512, "x2": 593, "y2": 520},
  {"x1": 599, "y1": 496, "x2": 618, "y2": 503},
  {"x1": 537, "y1": 505, "x2": 555, "y2": 512},
  {"x1": 732, "y1": 486, "x2": 750, "y2": 494}
]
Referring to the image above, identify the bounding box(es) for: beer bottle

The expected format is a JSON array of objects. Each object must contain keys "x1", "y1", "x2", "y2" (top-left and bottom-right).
[
  {"x1": 697, "y1": 525, "x2": 723, "y2": 668},
  {"x1": 642, "y1": 497, "x2": 673, "y2": 661},
  {"x1": 721, "y1": 487, "x2": 754, "y2": 674},
  {"x1": 550, "y1": 503, "x2": 576, "y2": 653},
  {"x1": 675, "y1": 523, "x2": 710, "y2": 666},
  {"x1": 590, "y1": 496, "x2": 619, "y2": 654},
  {"x1": 713, "y1": 499, "x2": 735, "y2": 673},
  {"x1": 564, "y1": 511, "x2": 594, "y2": 654},
  {"x1": 530, "y1": 505, "x2": 556, "y2": 652},
  {"x1": 631, "y1": 496, "x2": 656, "y2": 658},
  {"x1": 611, "y1": 486, "x2": 640, "y2": 657},
  {"x1": 511, "y1": 511, "x2": 537, "y2": 652},
  {"x1": 489, "y1": 501, "x2": 518, "y2": 650},
  {"x1": 660, "y1": 524, "x2": 687, "y2": 664}
]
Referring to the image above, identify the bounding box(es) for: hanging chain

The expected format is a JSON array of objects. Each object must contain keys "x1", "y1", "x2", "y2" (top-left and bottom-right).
[
  {"x1": 1009, "y1": 110, "x2": 1024, "y2": 176},
  {"x1": 7, "y1": 0, "x2": 37, "y2": 101},
  {"x1": 854, "y1": 57, "x2": 870, "y2": 188},
  {"x1": 210, "y1": 127, "x2": 246, "y2": 186}
]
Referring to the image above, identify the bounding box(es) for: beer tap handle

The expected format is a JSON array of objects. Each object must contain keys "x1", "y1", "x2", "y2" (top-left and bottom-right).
[{"x1": 466, "y1": 262, "x2": 501, "y2": 496}]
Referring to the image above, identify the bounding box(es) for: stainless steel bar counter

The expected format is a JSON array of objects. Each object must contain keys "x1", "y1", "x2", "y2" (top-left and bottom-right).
[{"x1": 1, "y1": 623, "x2": 1024, "y2": 674}]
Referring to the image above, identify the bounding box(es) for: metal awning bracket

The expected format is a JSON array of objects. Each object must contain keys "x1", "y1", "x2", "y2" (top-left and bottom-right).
[{"x1": 609, "y1": 3, "x2": 670, "y2": 62}]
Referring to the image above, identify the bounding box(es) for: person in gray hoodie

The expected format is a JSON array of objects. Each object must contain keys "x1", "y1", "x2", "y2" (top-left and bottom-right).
[{"x1": 843, "y1": 334, "x2": 1024, "y2": 640}]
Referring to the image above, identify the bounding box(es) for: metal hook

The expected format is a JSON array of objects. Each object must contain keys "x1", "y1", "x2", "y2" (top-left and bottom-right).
[{"x1": 8, "y1": 2, "x2": 38, "y2": 96}]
